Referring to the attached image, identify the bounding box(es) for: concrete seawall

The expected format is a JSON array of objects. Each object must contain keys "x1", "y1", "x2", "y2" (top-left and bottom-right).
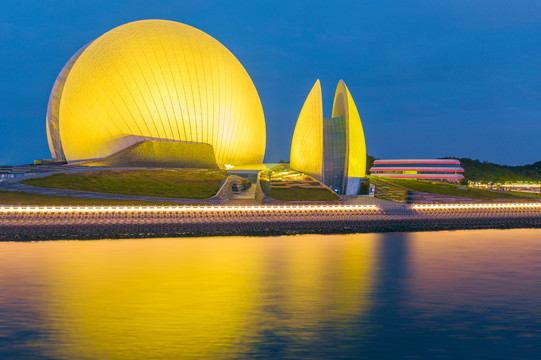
[{"x1": 1, "y1": 204, "x2": 540, "y2": 240}]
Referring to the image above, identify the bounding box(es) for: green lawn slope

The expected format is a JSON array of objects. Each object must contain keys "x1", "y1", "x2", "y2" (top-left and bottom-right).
[
  {"x1": 373, "y1": 177, "x2": 536, "y2": 201},
  {"x1": 0, "y1": 191, "x2": 205, "y2": 206},
  {"x1": 21, "y1": 169, "x2": 227, "y2": 199},
  {"x1": 81, "y1": 140, "x2": 219, "y2": 169}
]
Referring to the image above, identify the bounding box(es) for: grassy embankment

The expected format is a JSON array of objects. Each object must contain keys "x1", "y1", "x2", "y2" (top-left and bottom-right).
[
  {"x1": 510, "y1": 191, "x2": 541, "y2": 199},
  {"x1": 21, "y1": 169, "x2": 227, "y2": 199},
  {"x1": 259, "y1": 177, "x2": 268, "y2": 193},
  {"x1": 0, "y1": 191, "x2": 198, "y2": 206},
  {"x1": 374, "y1": 177, "x2": 538, "y2": 201}
]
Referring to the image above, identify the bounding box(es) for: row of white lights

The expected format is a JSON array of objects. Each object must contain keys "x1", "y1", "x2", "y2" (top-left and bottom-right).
[
  {"x1": 0, "y1": 203, "x2": 540, "y2": 213},
  {"x1": 0, "y1": 204, "x2": 379, "y2": 213},
  {"x1": 412, "y1": 203, "x2": 541, "y2": 209}
]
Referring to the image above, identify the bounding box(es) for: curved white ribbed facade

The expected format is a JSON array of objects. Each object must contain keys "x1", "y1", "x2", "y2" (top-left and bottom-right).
[
  {"x1": 46, "y1": 43, "x2": 91, "y2": 161},
  {"x1": 46, "y1": 20, "x2": 266, "y2": 167}
]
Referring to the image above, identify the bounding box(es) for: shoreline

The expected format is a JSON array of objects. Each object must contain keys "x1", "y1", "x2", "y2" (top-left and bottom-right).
[
  {"x1": 2, "y1": 220, "x2": 540, "y2": 241},
  {"x1": 1, "y1": 204, "x2": 540, "y2": 241}
]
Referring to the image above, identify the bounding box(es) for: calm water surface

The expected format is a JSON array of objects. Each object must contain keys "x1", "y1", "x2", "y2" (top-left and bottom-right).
[{"x1": 1, "y1": 229, "x2": 541, "y2": 359}]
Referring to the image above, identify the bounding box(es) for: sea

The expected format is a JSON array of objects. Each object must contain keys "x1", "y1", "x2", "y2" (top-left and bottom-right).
[{"x1": 1, "y1": 229, "x2": 540, "y2": 359}]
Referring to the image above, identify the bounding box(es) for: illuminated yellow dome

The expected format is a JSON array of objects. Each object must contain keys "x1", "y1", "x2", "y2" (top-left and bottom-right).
[{"x1": 46, "y1": 20, "x2": 266, "y2": 167}]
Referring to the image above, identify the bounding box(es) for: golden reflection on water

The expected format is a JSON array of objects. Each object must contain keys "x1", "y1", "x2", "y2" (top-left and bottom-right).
[{"x1": 0, "y1": 235, "x2": 378, "y2": 359}]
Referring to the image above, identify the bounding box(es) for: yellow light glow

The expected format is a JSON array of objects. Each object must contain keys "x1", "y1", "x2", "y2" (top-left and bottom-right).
[
  {"x1": 48, "y1": 20, "x2": 266, "y2": 167},
  {"x1": 0, "y1": 235, "x2": 376, "y2": 358}
]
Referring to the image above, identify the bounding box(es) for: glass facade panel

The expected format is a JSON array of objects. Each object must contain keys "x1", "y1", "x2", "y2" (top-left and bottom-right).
[{"x1": 323, "y1": 116, "x2": 346, "y2": 193}]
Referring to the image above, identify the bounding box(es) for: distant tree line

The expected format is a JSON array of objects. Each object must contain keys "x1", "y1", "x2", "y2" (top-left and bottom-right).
[
  {"x1": 366, "y1": 154, "x2": 375, "y2": 173},
  {"x1": 453, "y1": 158, "x2": 541, "y2": 183}
]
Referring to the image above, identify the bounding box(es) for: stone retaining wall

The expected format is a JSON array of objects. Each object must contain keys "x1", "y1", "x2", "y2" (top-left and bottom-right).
[
  {"x1": 408, "y1": 192, "x2": 486, "y2": 203},
  {"x1": 1, "y1": 205, "x2": 539, "y2": 240},
  {"x1": 211, "y1": 175, "x2": 250, "y2": 202},
  {"x1": 373, "y1": 180, "x2": 408, "y2": 203}
]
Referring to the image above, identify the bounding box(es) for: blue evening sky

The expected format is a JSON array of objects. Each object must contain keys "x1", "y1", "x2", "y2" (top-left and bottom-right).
[{"x1": 0, "y1": 0, "x2": 540, "y2": 165}]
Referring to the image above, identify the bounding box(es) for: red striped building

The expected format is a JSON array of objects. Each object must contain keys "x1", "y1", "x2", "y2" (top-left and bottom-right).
[{"x1": 370, "y1": 159, "x2": 464, "y2": 180}]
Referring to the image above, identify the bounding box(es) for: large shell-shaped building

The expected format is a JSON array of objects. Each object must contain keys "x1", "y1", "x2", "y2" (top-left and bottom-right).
[
  {"x1": 290, "y1": 80, "x2": 367, "y2": 195},
  {"x1": 46, "y1": 20, "x2": 266, "y2": 168}
]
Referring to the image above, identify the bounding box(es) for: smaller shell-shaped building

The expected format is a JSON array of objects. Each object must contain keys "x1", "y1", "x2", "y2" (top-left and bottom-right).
[
  {"x1": 332, "y1": 81, "x2": 366, "y2": 180},
  {"x1": 46, "y1": 20, "x2": 266, "y2": 168},
  {"x1": 290, "y1": 80, "x2": 323, "y2": 180},
  {"x1": 290, "y1": 80, "x2": 367, "y2": 195}
]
